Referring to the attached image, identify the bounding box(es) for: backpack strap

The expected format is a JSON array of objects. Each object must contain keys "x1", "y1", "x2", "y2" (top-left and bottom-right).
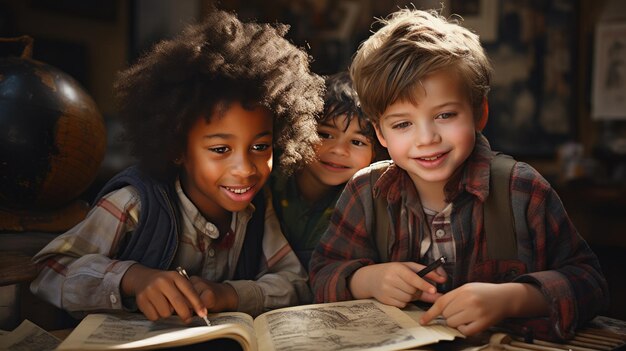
[
  {"x1": 234, "y1": 188, "x2": 266, "y2": 280},
  {"x1": 370, "y1": 162, "x2": 392, "y2": 262},
  {"x1": 370, "y1": 155, "x2": 518, "y2": 262},
  {"x1": 484, "y1": 154, "x2": 518, "y2": 260}
]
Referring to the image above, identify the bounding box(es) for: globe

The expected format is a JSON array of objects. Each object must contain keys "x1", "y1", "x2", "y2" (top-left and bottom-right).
[{"x1": 0, "y1": 52, "x2": 106, "y2": 210}]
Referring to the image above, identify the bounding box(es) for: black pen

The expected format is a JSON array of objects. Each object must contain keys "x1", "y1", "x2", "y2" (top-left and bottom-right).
[{"x1": 417, "y1": 256, "x2": 447, "y2": 277}]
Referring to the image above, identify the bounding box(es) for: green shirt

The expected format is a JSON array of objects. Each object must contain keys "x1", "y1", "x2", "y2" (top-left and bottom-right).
[{"x1": 270, "y1": 173, "x2": 344, "y2": 270}]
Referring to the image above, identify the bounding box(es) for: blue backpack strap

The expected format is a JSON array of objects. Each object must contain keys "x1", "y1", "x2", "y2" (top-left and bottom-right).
[
  {"x1": 95, "y1": 166, "x2": 179, "y2": 270},
  {"x1": 234, "y1": 188, "x2": 266, "y2": 280}
]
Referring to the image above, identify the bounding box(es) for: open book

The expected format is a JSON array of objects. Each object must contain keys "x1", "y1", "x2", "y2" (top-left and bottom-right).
[{"x1": 56, "y1": 299, "x2": 463, "y2": 351}]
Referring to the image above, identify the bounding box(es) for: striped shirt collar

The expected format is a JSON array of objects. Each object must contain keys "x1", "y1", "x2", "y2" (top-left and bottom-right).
[{"x1": 174, "y1": 178, "x2": 254, "y2": 239}]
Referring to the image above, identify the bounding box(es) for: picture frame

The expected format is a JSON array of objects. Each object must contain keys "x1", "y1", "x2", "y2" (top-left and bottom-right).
[{"x1": 592, "y1": 21, "x2": 626, "y2": 120}]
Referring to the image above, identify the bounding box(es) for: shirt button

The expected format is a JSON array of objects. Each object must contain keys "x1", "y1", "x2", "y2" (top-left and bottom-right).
[
  {"x1": 435, "y1": 229, "x2": 445, "y2": 238},
  {"x1": 110, "y1": 294, "x2": 118, "y2": 304},
  {"x1": 205, "y1": 223, "x2": 218, "y2": 238},
  {"x1": 208, "y1": 248, "x2": 215, "y2": 257}
]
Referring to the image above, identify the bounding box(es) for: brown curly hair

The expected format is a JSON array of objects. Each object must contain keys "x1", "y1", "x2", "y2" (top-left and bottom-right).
[{"x1": 115, "y1": 8, "x2": 324, "y2": 180}]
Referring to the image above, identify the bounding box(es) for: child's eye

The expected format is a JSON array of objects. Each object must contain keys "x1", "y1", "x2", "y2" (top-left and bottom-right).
[
  {"x1": 252, "y1": 144, "x2": 271, "y2": 151},
  {"x1": 318, "y1": 132, "x2": 333, "y2": 139},
  {"x1": 351, "y1": 139, "x2": 368, "y2": 147},
  {"x1": 436, "y1": 112, "x2": 456, "y2": 120},
  {"x1": 209, "y1": 146, "x2": 230, "y2": 154},
  {"x1": 392, "y1": 121, "x2": 411, "y2": 129}
]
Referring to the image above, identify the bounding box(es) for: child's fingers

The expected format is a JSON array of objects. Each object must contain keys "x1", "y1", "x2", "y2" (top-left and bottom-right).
[
  {"x1": 390, "y1": 276, "x2": 422, "y2": 296},
  {"x1": 189, "y1": 276, "x2": 208, "y2": 295},
  {"x1": 414, "y1": 279, "x2": 436, "y2": 295},
  {"x1": 422, "y1": 269, "x2": 447, "y2": 284},
  {"x1": 379, "y1": 295, "x2": 413, "y2": 308},
  {"x1": 401, "y1": 262, "x2": 447, "y2": 285},
  {"x1": 137, "y1": 297, "x2": 159, "y2": 321},
  {"x1": 442, "y1": 308, "x2": 486, "y2": 336},
  {"x1": 401, "y1": 270, "x2": 437, "y2": 295},
  {"x1": 417, "y1": 290, "x2": 443, "y2": 303},
  {"x1": 172, "y1": 274, "x2": 208, "y2": 319},
  {"x1": 419, "y1": 294, "x2": 449, "y2": 325},
  {"x1": 149, "y1": 289, "x2": 177, "y2": 319}
]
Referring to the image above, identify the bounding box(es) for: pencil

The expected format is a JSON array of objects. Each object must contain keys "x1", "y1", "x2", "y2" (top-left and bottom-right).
[
  {"x1": 417, "y1": 256, "x2": 447, "y2": 278},
  {"x1": 176, "y1": 266, "x2": 212, "y2": 326}
]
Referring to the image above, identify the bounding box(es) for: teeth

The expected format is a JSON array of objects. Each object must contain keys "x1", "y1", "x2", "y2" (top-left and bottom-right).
[
  {"x1": 325, "y1": 162, "x2": 346, "y2": 168},
  {"x1": 421, "y1": 155, "x2": 441, "y2": 161},
  {"x1": 225, "y1": 186, "x2": 251, "y2": 194}
]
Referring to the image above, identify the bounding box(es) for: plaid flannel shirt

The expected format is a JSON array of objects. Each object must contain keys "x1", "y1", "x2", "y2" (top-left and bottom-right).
[
  {"x1": 31, "y1": 180, "x2": 310, "y2": 318},
  {"x1": 309, "y1": 133, "x2": 609, "y2": 340}
]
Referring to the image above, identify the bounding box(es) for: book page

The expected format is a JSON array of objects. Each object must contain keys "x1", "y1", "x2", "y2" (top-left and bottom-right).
[
  {"x1": 402, "y1": 303, "x2": 465, "y2": 341},
  {"x1": 0, "y1": 319, "x2": 61, "y2": 351},
  {"x1": 253, "y1": 299, "x2": 460, "y2": 351},
  {"x1": 56, "y1": 312, "x2": 257, "y2": 351}
]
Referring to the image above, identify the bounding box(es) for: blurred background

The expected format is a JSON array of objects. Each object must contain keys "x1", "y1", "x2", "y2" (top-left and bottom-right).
[{"x1": 0, "y1": 0, "x2": 625, "y2": 328}]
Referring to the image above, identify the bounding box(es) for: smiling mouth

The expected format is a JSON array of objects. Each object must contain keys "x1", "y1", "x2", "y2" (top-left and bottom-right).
[
  {"x1": 224, "y1": 186, "x2": 253, "y2": 194},
  {"x1": 321, "y1": 161, "x2": 349, "y2": 169},
  {"x1": 418, "y1": 153, "x2": 446, "y2": 161}
]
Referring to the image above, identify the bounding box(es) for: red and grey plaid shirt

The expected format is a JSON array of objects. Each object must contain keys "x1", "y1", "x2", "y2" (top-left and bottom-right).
[{"x1": 309, "y1": 133, "x2": 609, "y2": 340}]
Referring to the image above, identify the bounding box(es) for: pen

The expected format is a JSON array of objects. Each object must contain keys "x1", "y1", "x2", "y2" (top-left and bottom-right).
[
  {"x1": 417, "y1": 256, "x2": 447, "y2": 278},
  {"x1": 175, "y1": 266, "x2": 211, "y2": 326}
]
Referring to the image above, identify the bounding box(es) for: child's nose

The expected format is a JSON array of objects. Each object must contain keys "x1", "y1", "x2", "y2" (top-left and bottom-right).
[
  {"x1": 231, "y1": 154, "x2": 256, "y2": 177},
  {"x1": 329, "y1": 141, "x2": 350, "y2": 156},
  {"x1": 415, "y1": 121, "x2": 441, "y2": 146}
]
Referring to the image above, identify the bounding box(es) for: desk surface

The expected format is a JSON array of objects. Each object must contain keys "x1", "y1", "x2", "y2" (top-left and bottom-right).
[
  {"x1": 0, "y1": 232, "x2": 59, "y2": 286},
  {"x1": 0, "y1": 251, "x2": 38, "y2": 286}
]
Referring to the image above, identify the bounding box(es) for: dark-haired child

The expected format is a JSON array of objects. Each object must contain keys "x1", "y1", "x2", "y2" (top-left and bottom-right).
[
  {"x1": 271, "y1": 71, "x2": 385, "y2": 270},
  {"x1": 309, "y1": 9, "x2": 608, "y2": 340},
  {"x1": 31, "y1": 8, "x2": 324, "y2": 322}
]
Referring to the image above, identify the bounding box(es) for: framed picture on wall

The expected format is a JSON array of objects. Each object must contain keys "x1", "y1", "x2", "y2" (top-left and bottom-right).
[{"x1": 592, "y1": 22, "x2": 626, "y2": 120}]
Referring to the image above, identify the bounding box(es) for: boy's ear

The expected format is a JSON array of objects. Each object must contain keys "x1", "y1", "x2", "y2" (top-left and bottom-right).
[
  {"x1": 476, "y1": 97, "x2": 489, "y2": 131},
  {"x1": 373, "y1": 123, "x2": 388, "y2": 148}
]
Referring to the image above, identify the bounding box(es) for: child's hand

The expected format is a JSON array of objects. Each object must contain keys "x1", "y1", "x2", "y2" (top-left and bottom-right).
[
  {"x1": 349, "y1": 262, "x2": 447, "y2": 308},
  {"x1": 121, "y1": 264, "x2": 207, "y2": 323},
  {"x1": 189, "y1": 276, "x2": 239, "y2": 313},
  {"x1": 419, "y1": 282, "x2": 506, "y2": 335},
  {"x1": 419, "y1": 282, "x2": 548, "y2": 336}
]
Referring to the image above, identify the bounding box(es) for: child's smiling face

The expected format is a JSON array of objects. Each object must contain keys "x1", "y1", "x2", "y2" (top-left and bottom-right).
[
  {"x1": 375, "y1": 70, "x2": 477, "y2": 195},
  {"x1": 179, "y1": 102, "x2": 273, "y2": 221},
  {"x1": 303, "y1": 115, "x2": 374, "y2": 188}
]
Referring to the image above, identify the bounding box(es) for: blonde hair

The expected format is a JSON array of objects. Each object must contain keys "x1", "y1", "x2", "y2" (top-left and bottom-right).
[{"x1": 350, "y1": 8, "x2": 492, "y2": 123}]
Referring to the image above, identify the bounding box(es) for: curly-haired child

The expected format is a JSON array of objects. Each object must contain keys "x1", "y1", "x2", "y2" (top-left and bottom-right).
[
  {"x1": 31, "y1": 8, "x2": 324, "y2": 323},
  {"x1": 271, "y1": 71, "x2": 386, "y2": 270},
  {"x1": 309, "y1": 8, "x2": 608, "y2": 341}
]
